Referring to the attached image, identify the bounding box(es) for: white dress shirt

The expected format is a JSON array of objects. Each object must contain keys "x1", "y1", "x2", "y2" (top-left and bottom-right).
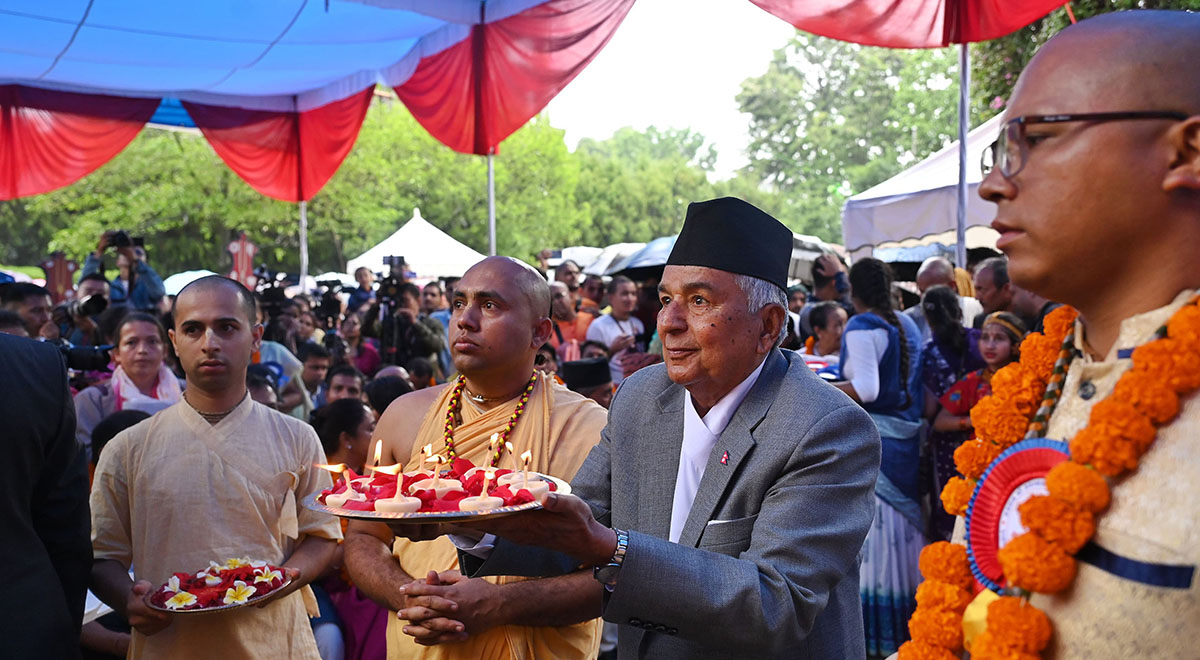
[{"x1": 669, "y1": 360, "x2": 766, "y2": 543}]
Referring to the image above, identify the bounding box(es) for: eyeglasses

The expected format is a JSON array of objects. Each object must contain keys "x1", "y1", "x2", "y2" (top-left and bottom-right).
[{"x1": 981, "y1": 111, "x2": 1189, "y2": 179}]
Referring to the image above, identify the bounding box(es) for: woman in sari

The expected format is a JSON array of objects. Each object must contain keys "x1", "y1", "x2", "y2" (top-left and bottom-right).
[
  {"x1": 836, "y1": 258, "x2": 925, "y2": 658},
  {"x1": 918, "y1": 285, "x2": 984, "y2": 540}
]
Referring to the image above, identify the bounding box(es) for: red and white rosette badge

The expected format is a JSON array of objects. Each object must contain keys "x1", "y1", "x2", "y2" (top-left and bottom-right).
[{"x1": 965, "y1": 438, "x2": 1071, "y2": 592}]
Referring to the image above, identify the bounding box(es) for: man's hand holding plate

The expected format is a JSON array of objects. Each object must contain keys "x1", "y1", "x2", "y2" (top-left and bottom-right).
[{"x1": 461, "y1": 492, "x2": 617, "y2": 567}]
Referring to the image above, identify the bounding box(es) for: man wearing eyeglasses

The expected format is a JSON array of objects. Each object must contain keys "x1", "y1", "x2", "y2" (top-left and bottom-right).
[{"x1": 974, "y1": 10, "x2": 1200, "y2": 658}]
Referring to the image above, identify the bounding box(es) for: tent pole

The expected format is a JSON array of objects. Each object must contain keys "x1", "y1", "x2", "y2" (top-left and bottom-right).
[
  {"x1": 487, "y1": 153, "x2": 496, "y2": 256},
  {"x1": 955, "y1": 43, "x2": 970, "y2": 269},
  {"x1": 299, "y1": 200, "x2": 309, "y2": 291}
]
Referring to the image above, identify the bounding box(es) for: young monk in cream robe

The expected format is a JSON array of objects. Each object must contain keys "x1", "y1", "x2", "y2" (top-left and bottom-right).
[
  {"x1": 91, "y1": 395, "x2": 342, "y2": 659},
  {"x1": 385, "y1": 371, "x2": 606, "y2": 660}
]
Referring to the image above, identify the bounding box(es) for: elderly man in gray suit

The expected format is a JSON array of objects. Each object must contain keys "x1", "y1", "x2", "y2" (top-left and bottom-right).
[{"x1": 398, "y1": 197, "x2": 881, "y2": 659}]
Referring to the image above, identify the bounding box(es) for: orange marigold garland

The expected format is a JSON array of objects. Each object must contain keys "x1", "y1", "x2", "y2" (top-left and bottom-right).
[
  {"x1": 905, "y1": 298, "x2": 1200, "y2": 658},
  {"x1": 997, "y1": 532, "x2": 1077, "y2": 594},
  {"x1": 953, "y1": 439, "x2": 1000, "y2": 480},
  {"x1": 1040, "y1": 305, "x2": 1079, "y2": 344},
  {"x1": 970, "y1": 632, "x2": 1041, "y2": 660},
  {"x1": 917, "y1": 541, "x2": 973, "y2": 590},
  {"x1": 984, "y1": 596, "x2": 1053, "y2": 654},
  {"x1": 940, "y1": 476, "x2": 974, "y2": 517},
  {"x1": 909, "y1": 607, "x2": 964, "y2": 650},
  {"x1": 915, "y1": 580, "x2": 972, "y2": 613},
  {"x1": 1043, "y1": 461, "x2": 1110, "y2": 514},
  {"x1": 1018, "y1": 333, "x2": 1061, "y2": 382},
  {"x1": 1110, "y1": 369, "x2": 1180, "y2": 424},
  {"x1": 1131, "y1": 338, "x2": 1200, "y2": 392},
  {"x1": 971, "y1": 396, "x2": 1029, "y2": 449},
  {"x1": 990, "y1": 362, "x2": 1045, "y2": 417},
  {"x1": 1166, "y1": 304, "x2": 1200, "y2": 352},
  {"x1": 1018, "y1": 495, "x2": 1095, "y2": 554}
]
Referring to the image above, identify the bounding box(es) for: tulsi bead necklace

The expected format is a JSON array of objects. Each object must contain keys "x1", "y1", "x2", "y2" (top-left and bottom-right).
[{"x1": 442, "y1": 372, "x2": 538, "y2": 467}]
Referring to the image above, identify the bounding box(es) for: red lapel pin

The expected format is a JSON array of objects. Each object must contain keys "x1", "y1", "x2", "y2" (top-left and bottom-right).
[{"x1": 720, "y1": 451, "x2": 729, "y2": 465}]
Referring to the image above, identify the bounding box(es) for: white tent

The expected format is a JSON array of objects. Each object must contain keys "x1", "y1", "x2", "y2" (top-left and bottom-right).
[
  {"x1": 583, "y1": 242, "x2": 646, "y2": 276},
  {"x1": 842, "y1": 113, "x2": 1005, "y2": 261},
  {"x1": 347, "y1": 209, "x2": 486, "y2": 279}
]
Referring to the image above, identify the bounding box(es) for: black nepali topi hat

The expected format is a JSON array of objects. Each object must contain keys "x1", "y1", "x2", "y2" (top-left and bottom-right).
[
  {"x1": 561, "y1": 357, "x2": 612, "y2": 392},
  {"x1": 666, "y1": 197, "x2": 791, "y2": 291}
]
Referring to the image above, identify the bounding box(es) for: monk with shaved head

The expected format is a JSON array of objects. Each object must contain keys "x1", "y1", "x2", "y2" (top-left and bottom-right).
[
  {"x1": 930, "y1": 10, "x2": 1200, "y2": 658},
  {"x1": 345, "y1": 256, "x2": 608, "y2": 660},
  {"x1": 90, "y1": 275, "x2": 341, "y2": 659}
]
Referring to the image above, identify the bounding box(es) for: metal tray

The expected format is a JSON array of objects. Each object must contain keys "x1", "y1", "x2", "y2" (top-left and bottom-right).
[
  {"x1": 147, "y1": 576, "x2": 292, "y2": 614},
  {"x1": 303, "y1": 473, "x2": 570, "y2": 523}
]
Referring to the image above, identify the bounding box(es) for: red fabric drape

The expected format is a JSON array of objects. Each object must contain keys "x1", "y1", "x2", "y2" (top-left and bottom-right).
[
  {"x1": 751, "y1": 0, "x2": 1064, "y2": 47},
  {"x1": 396, "y1": 0, "x2": 636, "y2": 155},
  {"x1": 0, "y1": 85, "x2": 158, "y2": 200},
  {"x1": 182, "y1": 87, "x2": 374, "y2": 202}
]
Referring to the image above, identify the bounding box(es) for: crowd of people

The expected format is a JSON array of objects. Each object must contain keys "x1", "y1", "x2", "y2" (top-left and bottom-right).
[
  {"x1": 5, "y1": 10, "x2": 1200, "y2": 660},
  {"x1": 0, "y1": 227, "x2": 658, "y2": 660}
]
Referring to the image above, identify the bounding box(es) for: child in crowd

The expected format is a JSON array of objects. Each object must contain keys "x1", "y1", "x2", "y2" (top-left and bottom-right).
[{"x1": 935, "y1": 312, "x2": 1027, "y2": 437}]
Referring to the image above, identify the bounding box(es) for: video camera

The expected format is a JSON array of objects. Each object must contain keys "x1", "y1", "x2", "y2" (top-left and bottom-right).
[
  {"x1": 108, "y1": 231, "x2": 145, "y2": 250},
  {"x1": 46, "y1": 338, "x2": 114, "y2": 372},
  {"x1": 254, "y1": 265, "x2": 289, "y2": 320},
  {"x1": 314, "y1": 279, "x2": 344, "y2": 329},
  {"x1": 66, "y1": 294, "x2": 108, "y2": 320},
  {"x1": 377, "y1": 256, "x2": 406, "y2": 308}
]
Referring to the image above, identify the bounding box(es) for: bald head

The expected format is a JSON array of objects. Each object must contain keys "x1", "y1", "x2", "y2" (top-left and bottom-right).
[
  {"x1": 1018, "y1": 12, "x2": 1200, "y2": 116},
  {"x1": 173, "y1": 276, "x2": 256, "y2": 326},
  {"x1": 915, "y1": 257, "x2": 956, "y2": 293},
  {"x1": 465, "y1": 256, "x2": 551, "y2": 320}
]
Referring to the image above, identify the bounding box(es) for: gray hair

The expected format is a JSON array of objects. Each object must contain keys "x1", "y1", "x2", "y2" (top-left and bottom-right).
[{"x1": 732, "y1": 274, "x2": 787, "y2": 349}]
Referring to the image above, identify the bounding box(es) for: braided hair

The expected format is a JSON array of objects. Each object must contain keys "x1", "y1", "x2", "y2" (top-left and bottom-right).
[
  {"x1": 922, "y1": 285, "x2": 966, "y2": 359},
  {"x1": 849, "y1": 258, "x2": 912, "y2": 408}
]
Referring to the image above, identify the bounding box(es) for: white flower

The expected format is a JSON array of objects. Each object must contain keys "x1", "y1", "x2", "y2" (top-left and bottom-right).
[
  {"x1": 222, "y1": 580, "x2": 255, "y2": 605},
  {"x1": 165, "y1": 591, "x2": 197, "y2": 610},
  {"x1": 165, "y1": 575, "x2": 181, "y2": 593},
  {"x1": 254, "y1": 568, "x2": 283, "y2": 584}
]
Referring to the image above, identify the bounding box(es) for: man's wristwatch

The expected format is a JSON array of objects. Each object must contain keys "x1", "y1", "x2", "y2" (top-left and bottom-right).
[{"x1": 593, "y1": 528, "x2": 629, "y2": 586}]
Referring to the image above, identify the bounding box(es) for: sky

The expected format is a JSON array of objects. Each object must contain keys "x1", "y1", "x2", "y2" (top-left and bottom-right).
[{"x1": 543, "y1": 0, "x2": 797, "y2": 180}]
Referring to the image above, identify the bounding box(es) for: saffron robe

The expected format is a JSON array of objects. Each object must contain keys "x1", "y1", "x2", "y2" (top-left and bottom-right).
[
  {"x1": 91, "y1": 396, "x2": 342, "y2": 659},
  {"x1": 387, "y1": 372, "x2": 606, "y2": 660}
]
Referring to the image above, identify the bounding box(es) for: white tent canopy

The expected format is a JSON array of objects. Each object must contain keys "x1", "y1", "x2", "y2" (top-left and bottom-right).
[
  {"x1": 842, "y1": 113, "x2": 1004, "y2": 260},
  {"x1": 346, "y1": 208, "x2": 485, "y2": 279}
]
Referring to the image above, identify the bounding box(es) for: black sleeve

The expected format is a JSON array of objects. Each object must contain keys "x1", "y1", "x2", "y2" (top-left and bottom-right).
[{"x1": 31, "y1": 352, "x2": 92, "y2": 635}]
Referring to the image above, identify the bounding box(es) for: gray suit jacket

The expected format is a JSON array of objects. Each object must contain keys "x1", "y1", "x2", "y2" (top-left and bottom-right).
[{"x1": 468, "y1": 349, "x2": 880, "y2": 659}]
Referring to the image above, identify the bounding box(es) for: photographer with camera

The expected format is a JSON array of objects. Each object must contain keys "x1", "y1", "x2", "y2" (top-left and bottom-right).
[
  {"x1": 59, "y1": 273, "x2": 110, "y2": 347},
  {"x1": 347, "y1": 267, "x2": 376, "y2": 313},
  {"x1": 369, "y1": 279, "x2": 446, "y2": 379},
  {"x1": 80, "y1": 230, "x2": 165, "y2": 312}
]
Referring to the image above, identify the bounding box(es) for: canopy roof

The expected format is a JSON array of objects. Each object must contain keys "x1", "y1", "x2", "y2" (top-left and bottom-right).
[
  {"x1": 4, "y1": 0, "x2": 557, "y2": 112},
  {"x1": 0, "y1": 0, "x2": 636, "y2": 201},
  {"x1": 346, "y1": 208, "x2": 486, "y2": 278},
  {"x1": 751, "y1": 0, "x2": 1064, "y2": 47},
  {"x1": 841, "y1": 112, "x2": 1003, "y2": 255}
]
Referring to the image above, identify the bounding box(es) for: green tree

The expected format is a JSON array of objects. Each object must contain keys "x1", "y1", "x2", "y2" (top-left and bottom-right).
[
  {"x1": 573, "y1": 126, "x2": 719, "y2": 245},
  {"x1": 737, "y1": 34, "x2": 960, "y2": 241},
  {"x1": 971, "y1": 1, "x2": 1200, "y2": 121},
  {"x1": 0, "y1": 102, "x2": 775, "y2": 275}
]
